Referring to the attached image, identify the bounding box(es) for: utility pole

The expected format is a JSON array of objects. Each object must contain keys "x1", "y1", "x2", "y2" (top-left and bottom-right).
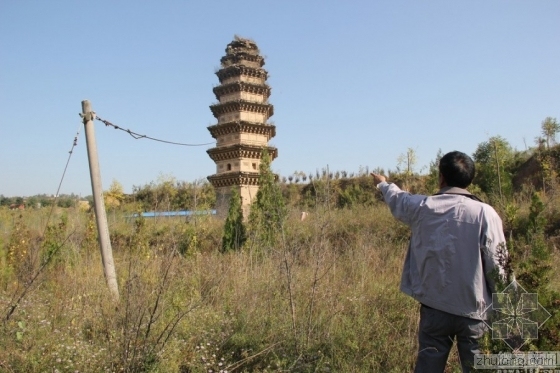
[{"x1": 81, "y1": 100, "x2": 119, "y2": 301}]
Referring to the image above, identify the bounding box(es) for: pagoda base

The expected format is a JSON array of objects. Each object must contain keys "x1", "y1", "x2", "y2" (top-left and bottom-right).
[{"x1": 213, "y1": 184, "x2": 260, "y2": 219}]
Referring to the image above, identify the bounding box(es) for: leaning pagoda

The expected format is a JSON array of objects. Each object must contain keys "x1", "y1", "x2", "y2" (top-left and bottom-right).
[{"x1": 207, "y1": 37, "x2": 277, "y2": 217}]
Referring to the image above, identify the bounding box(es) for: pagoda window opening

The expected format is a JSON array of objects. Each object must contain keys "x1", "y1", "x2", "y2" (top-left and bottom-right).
[{"x1": 227, "y1": 163, "x2": 232, "y2": 171}]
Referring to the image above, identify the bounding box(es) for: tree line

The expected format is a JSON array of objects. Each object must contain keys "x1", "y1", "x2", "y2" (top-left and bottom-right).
[
  {"x1": 3, "y1": 117, "x2": 558, "y2": 215},
  {"x1": 0, "y1": 193, "x2": 82, "y2": 209}
]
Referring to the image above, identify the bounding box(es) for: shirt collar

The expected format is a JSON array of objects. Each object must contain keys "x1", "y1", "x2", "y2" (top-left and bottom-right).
[
  {"x1": 436, "y1": 186, "x2": 472, "y2": 196},
  {"x1": 435, "y1": 186, "x2": 482, "y2": 202}
]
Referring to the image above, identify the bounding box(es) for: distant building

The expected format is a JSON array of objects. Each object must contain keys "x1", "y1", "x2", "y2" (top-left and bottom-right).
[{"x1": 207, "y1": 37, "x2": 277, "y2": 217}]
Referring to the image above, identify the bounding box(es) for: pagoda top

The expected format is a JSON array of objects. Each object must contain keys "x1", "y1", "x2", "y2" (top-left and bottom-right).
[
  {"x1": 221, "y1": 36, "x2": 265, "y2": 68},
  {"x1": 226, "y1": 36, "x2": 260, "y2": 55}
]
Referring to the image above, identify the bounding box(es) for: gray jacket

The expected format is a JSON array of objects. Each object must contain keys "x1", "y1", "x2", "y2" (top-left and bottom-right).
[{"x1": 378, "y1": 182, "x2": 507, "y2": 320}]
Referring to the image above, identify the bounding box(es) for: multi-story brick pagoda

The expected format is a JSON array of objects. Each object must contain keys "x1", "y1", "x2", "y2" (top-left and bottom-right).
[{"x1": 207, "y1": 37, "x2": 277, "y2": 217}]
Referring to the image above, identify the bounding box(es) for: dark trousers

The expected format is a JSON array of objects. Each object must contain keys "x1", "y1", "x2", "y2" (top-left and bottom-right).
[{"x1": 414, "y1": 305, "x2": 487, "y2": 373}]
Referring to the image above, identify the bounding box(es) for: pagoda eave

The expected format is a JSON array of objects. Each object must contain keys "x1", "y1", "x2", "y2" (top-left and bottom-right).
[
  {"x1": 213, "y1": 82, "x2": 271, "y2": 100},
  {"x1": 207, "y1": 145, "x2": 278, "y2": 162},
  {"x1": 208, "y1": 172, "x2": 261, "y2": 188},
  {"x1": 207, "y1": 121, "x2": 276, "y2": 139},
  {"x1": 216, "y1": 65, "x2": 268, "y2": 83},
  {"x1": 210, "y1": 101, "x2": 274, "y2": 118},
  {"x1": 221, "y1": 53, "x2": 265, "y2": 67}
]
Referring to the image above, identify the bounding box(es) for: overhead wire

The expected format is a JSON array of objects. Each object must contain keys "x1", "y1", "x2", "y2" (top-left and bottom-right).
[
  {"x1": 95, "y1": 114, "x2": 215, "y2": 147},
  {"x1": 42, "y1": 122, "x2": 82, "y2": 237},
  {"x1": 39, "y1": 111, "x2": 213, "y2": 231}
]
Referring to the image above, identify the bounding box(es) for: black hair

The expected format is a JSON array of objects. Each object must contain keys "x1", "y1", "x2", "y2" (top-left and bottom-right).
[{"x1": 439, "y1": 151, "x2": 475, "y2": 188}]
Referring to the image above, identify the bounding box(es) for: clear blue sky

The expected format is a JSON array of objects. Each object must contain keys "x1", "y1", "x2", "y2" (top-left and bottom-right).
[{"x1": 1, "y1": 1, "x2": 558, "y2": 197}]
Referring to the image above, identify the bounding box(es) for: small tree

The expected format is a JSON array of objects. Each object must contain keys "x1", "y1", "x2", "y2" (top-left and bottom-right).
[
  {"x1": 397, "y1": 148, "x2": 417, "y2": 176},
  {"x1": 248, "y1": 149, "x2": 286, "y2": 248},
  {"x1": 541, "y1": 117, "x2": 559, "y2": 150},
  {"x1": 396, "y1": 147, "x2": 418, "y2": 190},
  {"x1": 221, "y1": 188, "x2": 246, "y2": 252},
  {"x1": 104, "y1": 179, "x2": 125, "y2": 210},
  {"x1": 473, "y1": 136, "x2": 514, "y2": 205}
]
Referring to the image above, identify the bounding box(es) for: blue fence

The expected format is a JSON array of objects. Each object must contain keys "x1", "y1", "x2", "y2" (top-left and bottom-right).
[{"x1": 129, "y1": 210, "x2": 216, "y2": 218}]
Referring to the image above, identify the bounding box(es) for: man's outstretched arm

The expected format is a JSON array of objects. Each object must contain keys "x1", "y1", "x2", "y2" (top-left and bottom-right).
[{"x1": 370, "y1": 172, "x2": 424, "y2": 224}]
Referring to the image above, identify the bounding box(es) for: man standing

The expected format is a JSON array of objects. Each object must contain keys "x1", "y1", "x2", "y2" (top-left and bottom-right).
[{"x1": 371, "y1": 151, "x2": 506, "y2": 373}]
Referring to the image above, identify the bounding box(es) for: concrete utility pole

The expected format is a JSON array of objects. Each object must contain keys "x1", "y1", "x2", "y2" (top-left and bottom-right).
[{"x1": 81, "y1": 100, "x2": 119, "y2": 301}]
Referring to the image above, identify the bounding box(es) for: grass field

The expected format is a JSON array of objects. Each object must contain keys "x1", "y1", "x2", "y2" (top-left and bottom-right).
[{"x1": 0, "y1": 192, "x2": 558, "y2": 372}]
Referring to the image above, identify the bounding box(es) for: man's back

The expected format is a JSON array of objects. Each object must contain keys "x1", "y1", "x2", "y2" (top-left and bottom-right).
[
  {"x1": 378, "y1": 183, "x2": 506, "y2": 320},
  {"x1": 371, "y1": 151, "x2": 508, "y2": 372}
]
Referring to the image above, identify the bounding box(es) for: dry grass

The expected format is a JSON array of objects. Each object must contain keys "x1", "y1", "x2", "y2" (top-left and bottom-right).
[{"x1": 0, "y1": 199, "x2": 558, "y2": 372}]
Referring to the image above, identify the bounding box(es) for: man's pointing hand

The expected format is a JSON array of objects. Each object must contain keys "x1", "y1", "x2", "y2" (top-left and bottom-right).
[{"x1": 370, "y1": 173, "x2": 386, "y2": 185}]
